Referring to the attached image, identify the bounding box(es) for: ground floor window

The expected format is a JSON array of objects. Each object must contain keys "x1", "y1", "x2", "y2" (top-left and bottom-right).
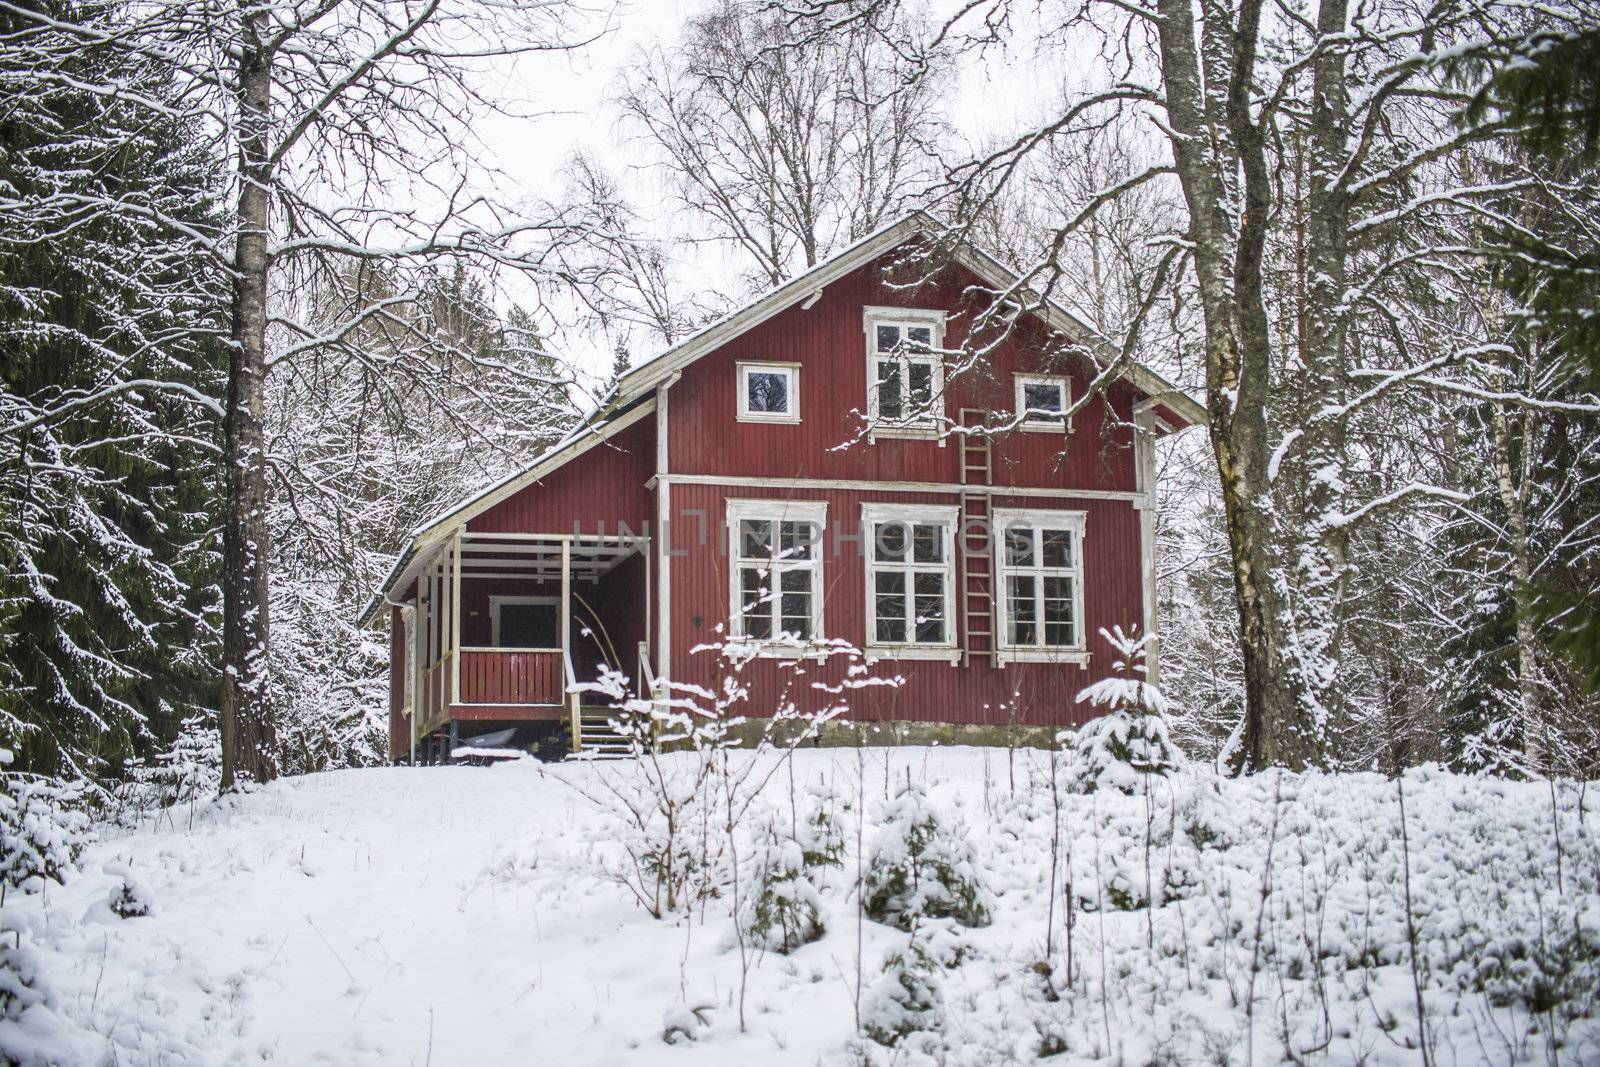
[
  {"x1": 726, "y1": 499, "x2": 827, "y2": 645},
  {"x1": 862, "y1": 503, "x2": 957, "y2": 651},
  {"x1": 994, "y1": 507, "x2": 1086, "y2": 658}
]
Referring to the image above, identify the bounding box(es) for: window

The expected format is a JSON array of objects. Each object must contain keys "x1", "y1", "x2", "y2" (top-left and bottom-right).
[
  {"x1": 491, "y1": 596, "x2": 559, "y2": 648},
  {"x1": 864, "y1": 307, "x2": 945, "y2": 430},
  {"x1": 726, "y1": 500, "x2": 827, "y2": 646},
  {"x1": 994, "y1": 508, "x2": 1087, "y2": 662},
  {"x1": 1015, "y1": 374, "x2": 1069, "y2": 432},
  {"x1": 737, "y1": 361, "x2": 800, "y2": 423},
  {"x1": 863, "y1": 504, "x2": 957, "y2": 653}
]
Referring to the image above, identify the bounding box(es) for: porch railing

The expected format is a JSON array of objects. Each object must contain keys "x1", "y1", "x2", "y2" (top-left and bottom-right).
[
  {"x1": 457, "y1": 648, "x2": 563, "y2": 706},
  {"x1": 418, "y1": 650, "x2": 454, "y2": 737}
]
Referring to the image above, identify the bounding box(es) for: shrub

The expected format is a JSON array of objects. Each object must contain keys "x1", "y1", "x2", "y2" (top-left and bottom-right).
[
  {"x1": 740, "y1": 822, "x2": 824, "y2": 953},
  {"x1": 863, "y1": 780, "x2": 992, "y2": 931},
  {"x1": 1070, "y1": 627, "x2": 1184, "y2": 793}
]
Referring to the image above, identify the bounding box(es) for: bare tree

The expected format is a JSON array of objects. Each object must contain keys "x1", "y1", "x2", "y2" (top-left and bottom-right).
[{"x1": 619, "y1": 0, "x2": 947, "y2": 288}]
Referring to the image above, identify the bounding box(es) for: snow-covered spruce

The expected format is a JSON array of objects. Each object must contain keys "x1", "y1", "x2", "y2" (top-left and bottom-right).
[
  {"x1": 862, "y1": 779, "x2": 992, "y2": 931},
  {"x1": 0, "y1": 774, "x2": 92, "y2": 898},
  {"x1": 1067, "y1": 626, "x2": 1184, "y2": 794},
  {"x1": 739, "y1": 821, "x2": 824, "y2": 953},
  {"x1": 861, "y1": 938, "x2": 943, "y2": 1049}
]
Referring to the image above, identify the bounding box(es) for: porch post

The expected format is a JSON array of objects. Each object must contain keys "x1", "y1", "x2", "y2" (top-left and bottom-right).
[
  {"x1": 451, "y1": 528, "x2": 462, "y2": 707},
  {"x1": 561, "y1": 540, "x2": 576, "y2": 753}
]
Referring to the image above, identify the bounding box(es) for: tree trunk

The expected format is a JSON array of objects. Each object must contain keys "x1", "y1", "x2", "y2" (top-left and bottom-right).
[
  {"x1": 1489, "y1": 396, "x2": 1542, "y2": 770},
  {"x1": 221, "y1": 32, "x2": 277, "y2": 789},
  {"x1": 1154, "y1": 0, "x2": 1326, "y2": 770}
]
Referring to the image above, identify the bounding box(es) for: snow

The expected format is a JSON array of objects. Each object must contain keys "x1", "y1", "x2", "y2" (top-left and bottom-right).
[{"x1": 3, "y1": 750, "x2": 1598, "y2": 1066}]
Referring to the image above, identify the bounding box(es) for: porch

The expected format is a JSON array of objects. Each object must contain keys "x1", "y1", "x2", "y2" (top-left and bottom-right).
[{"x1": 397, "y1": 530, "x2": 657, "y2": 760}]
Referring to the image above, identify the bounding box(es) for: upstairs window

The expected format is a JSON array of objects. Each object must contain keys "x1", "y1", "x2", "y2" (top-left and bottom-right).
[
  {"x1": 863, "y1": 504, "x2": 957, "y2": 651},
  {"x1": 726, "y1": 500, "x2": 827, "y2": 645},
  {"x1": 994, "y1": 508, "x2": 1087, "y2": 660},
  {"x1": 864, "y1": 307, "x2": 945, "y2": 429},
  {"x1": 1015, "y1": 374, "x2": 1069, "y2": 431},
  {"x1": 737, "y1": 361, "x2": 799, "y2": 423}
]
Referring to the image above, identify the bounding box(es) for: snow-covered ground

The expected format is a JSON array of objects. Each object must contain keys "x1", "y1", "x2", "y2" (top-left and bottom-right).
[{"x1": 3, "y1": 748, "x2": 1598, "y2": 1066}]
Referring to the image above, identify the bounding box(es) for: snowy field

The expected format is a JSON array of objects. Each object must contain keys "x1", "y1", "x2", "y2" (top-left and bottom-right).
[{"x1": 3, "y1": 748, "x2": 1598, "y2": 1066}]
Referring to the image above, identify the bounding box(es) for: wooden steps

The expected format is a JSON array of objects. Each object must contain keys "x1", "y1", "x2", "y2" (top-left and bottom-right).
[{"x1": 571, "y1": 706, "x2": 635, "y2": 759}]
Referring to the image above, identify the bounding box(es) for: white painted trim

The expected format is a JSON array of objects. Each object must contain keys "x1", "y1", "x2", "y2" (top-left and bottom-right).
[
  {"x1": 861, "y1": 502, "x2": 959, "y2": 653},
  {"x1": 865, "y1": 646, "x2": 963, "y2": 664},
  {"x1": 1014, "y1": 373, "x2": 1072, "y2": 434},
  {"x1": 656, "y1": 380, "x2": 673, "y2": 687},
  {"x1": 992, "y1": 506, "x2": 1089, "y2": 658},
  {"x1": 660, "y1": 471, "x2": 1145, "y2": 504},
  {"x1": 489, "y1": 595, "x2": 559, "y2": 647},
  {"x1": 725, "y1": 499, "x2": 829, "y2": 646},
  {"x1": 861, "y1": 304, "x2": 948, "y2": 326},
  {"x1": 736, "y1": 360, "x2": 801, "y2": 424},
  {"x1": 1134, "y1": 407, "x2": 1161, "y2": 686}
]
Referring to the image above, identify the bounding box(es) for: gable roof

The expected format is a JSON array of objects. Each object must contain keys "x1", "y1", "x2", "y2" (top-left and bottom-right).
[
  {"x1": 360, "y1": 211, "x2": 1205, "y2": 627},
  {"x1": 615, "y1": 211, "x2": 1206, "y2": 425}
]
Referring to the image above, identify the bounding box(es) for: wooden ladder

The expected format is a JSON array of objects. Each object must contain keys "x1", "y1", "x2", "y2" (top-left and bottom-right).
[{"x1": 958, "y1": 409, "x2": 995, "y2": 667}]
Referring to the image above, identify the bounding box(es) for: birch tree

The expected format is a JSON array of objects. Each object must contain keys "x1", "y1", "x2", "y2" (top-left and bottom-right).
[{"x1": 621, "y1": 0, "x2": 948, "y2": 288}]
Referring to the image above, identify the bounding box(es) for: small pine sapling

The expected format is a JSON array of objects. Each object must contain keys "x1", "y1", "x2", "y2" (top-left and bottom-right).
[
  {"x1": 863, "y1": 779, "x2": 992, "y2": 931},
  {"x1": 740, "y1": 821, "x2": 825, "y2": 953},
  {"x1": 1070, "y1": 627, "x2": 1185, "y2": 794},
  {"x1": 861, "y1": 930, "x2": 945, "y2": 1048}
]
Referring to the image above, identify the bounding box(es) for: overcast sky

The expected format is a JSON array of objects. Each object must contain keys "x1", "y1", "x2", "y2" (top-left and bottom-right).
[{"x1": 468, "y1": 0, "x2": 1067, "y2": 394}]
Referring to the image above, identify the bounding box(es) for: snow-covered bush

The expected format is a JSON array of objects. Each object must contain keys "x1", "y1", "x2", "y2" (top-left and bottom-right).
[
  {"x1": 739, "y1": 821, "x2": 824, "y2": 953},
  {"x1": 118, "y1": 712, "x2": 221, "y2": 820},
  {"x1": 660, "y1": 1003, "x2": 712, "y2": 1044},
  {"x1": 861, "y1": 935, "x2": 945, "y2": 1049},
  {"x1": 797, "y1": 779, "x2": 846, "y2": 872},
  {"x1": 0, "y1": 774, "x2": 92, "y2": 898},
  {"x1": 1068, "y1": 627, "x2": 1184, "y2": 793},
  {"x1": 863, "y1": 780, "x2": 992, "y2": 931},
  {"x1": 0, "y1": 912, "x2": 47, "y2": 1024}
]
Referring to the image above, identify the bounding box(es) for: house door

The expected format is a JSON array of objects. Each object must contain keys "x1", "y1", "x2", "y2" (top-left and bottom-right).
[{"x1": 492, "y1": 597, "x2": 560, "y2": 649}]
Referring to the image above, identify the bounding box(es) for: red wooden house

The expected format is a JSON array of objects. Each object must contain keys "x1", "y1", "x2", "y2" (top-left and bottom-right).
[{"x1": 361, "y1": 213, "x2": 1204, "y2": 760}]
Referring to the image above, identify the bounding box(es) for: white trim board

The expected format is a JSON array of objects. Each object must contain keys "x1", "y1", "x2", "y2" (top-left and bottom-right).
[{"x1": 661, "y1": 472, "x2": 1146, "y2": 504}]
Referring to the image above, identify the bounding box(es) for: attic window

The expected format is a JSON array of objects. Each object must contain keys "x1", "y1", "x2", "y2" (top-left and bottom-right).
[
  {"x1": 864, "y1": 307, "x2": 945, "y2": 432},
  {"x1": 737, "y1": 361, "x2": 799, "y2": 423},
  {"x1": 1015, "y1": 374, "x2": 1069, "y2": 432}
]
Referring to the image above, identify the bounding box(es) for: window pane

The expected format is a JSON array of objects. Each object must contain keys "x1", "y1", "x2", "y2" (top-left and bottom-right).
[
  {"x1": 1004, "y1": 527, "x2": 1034, "y2": 567},
  {"x1": 913, "y1": 572, "x2": 945, "y2": 644},
  {"x1": 779, "y1": 569, "x2": 811, "y2": 640},
  {"x1": 746, "y1": 370, "x2": 789, "y2": 413},
  {"x1": 875, "y1": 324, "x2": 900, "y2": 352},
  {"x1": 874, "y1": 571, "x2": 906, "y2": 643},
  {"x1": 875, "y1": 521, "x2": 907, "y2": 562},
  {"x1": 740, "y1": 519, "x2": 772, "y2": 560},
  {"x1": 1041, "y1": 528, "x2": 1073, "y2": 568},
  {"x1": 906, "y1": 325, "x2": 931, "y2": 348},
  {"x1": 779, "y1": 521, "x2": 816, "y2": 560},
  {"x1": 1043, "y1": 576, "x2": 1075, "y2": 646},
  {"x1": 907, "y1": 360, "x2": 934, "y2": 410},
  {"x1": 741, "y1": 567, "x2": 772, "y2": 639},
  {"x1": 911, "y1": 524, "x2": 943, "y2": 563},
  {"x1": 875, "y1": 359, "x2": 903, "y2": 419},
  {"x1": 1007, "y1": 575, "x2": 1036, "y2": 645},
  {"x1": 1023, "y1": 381, "x2": 1064, "y2": 415}
]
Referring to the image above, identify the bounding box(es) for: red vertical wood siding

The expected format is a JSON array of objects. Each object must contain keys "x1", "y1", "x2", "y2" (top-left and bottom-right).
[
  {"x1": 458, "y1": 650, "x2": 562, "y2": 705},
  {"x1": 664, "y1": 483, "x2": 1145, "y2": 730},
  {"x1": 468, "y1": 415, "x2": 655, "y2": 536},
  {"x1": 665, "y1": 254, "x2": 1141, "y2": 493}
]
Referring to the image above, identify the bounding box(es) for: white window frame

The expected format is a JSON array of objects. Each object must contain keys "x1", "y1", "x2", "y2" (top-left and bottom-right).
[
  {"x1": 861, "y1": 502, "x2": 959, "y2": 661},
  {"x1": 736, "y1": 360, "x2": 801, "y2": 424},
  {"x1": 489, "y1": 595, "x2": 560, "y2": 650},
  {"x1": 725, "y1": 499, "x2": 828, "y2": 653},
  {"x1": 1014, "y1": 373, "x2": 1072, "y2": 433},
  {"x1": 993, "y1": 507, "x2": 1090, "y2": 665},
  {"x1": 863, "y1": 306, "x2": 946, "y2": 438}
]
